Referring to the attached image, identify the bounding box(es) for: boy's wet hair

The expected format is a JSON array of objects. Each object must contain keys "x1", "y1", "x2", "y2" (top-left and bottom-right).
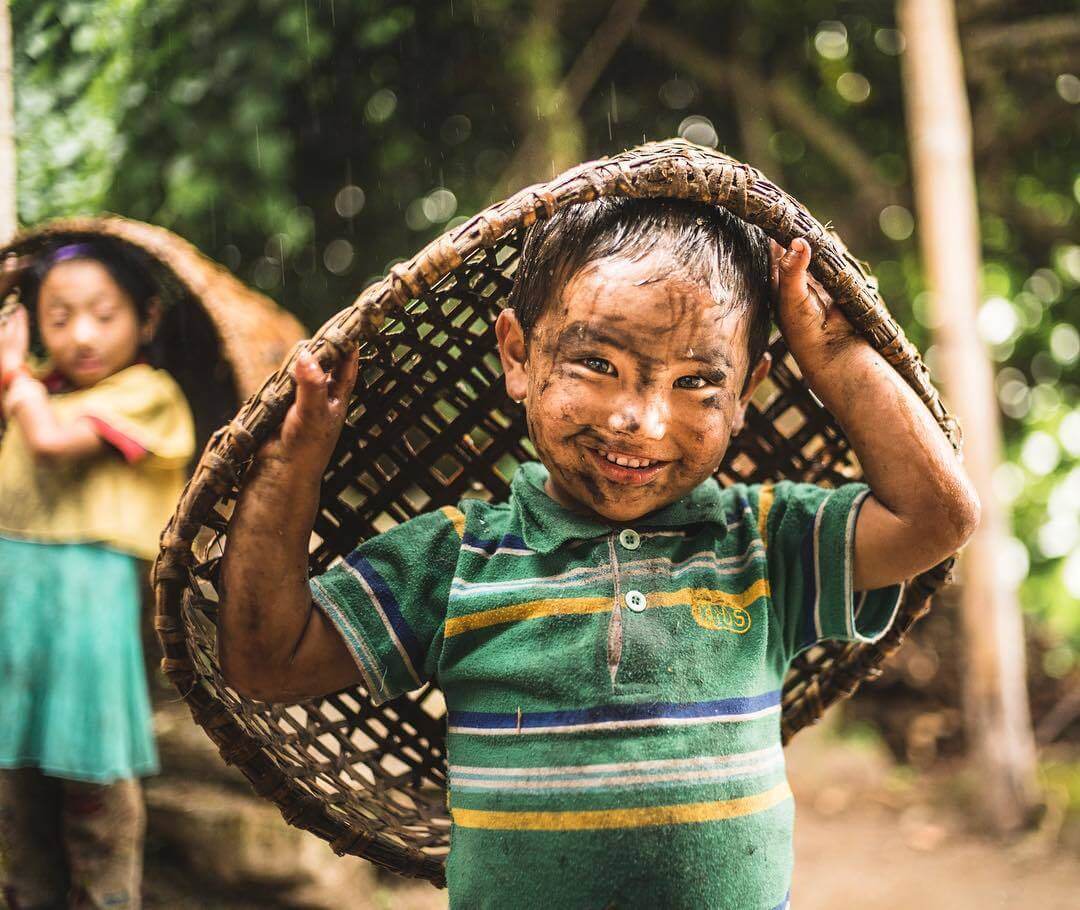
[{"x1": 508, "y1": 197, "x2": 773, "y2": 387}]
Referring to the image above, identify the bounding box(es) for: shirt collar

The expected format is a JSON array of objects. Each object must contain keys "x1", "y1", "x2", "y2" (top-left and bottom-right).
[{"x1": 510, "y1": 461, "x2": 728, "y2": 554}]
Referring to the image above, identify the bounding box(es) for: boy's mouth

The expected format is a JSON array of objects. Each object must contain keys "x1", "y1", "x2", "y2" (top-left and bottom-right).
[{"x1": 584, "y1": 446, "x2": 668, "y2": 486}]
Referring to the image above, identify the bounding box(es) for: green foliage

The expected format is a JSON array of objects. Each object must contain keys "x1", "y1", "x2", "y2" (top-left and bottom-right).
[
  {"x1": 13, "y1": 0, "x2": 144, "y2": 221},
  {"x1": 11, "y1": 0, "x2": 1079, "y2": 644}
]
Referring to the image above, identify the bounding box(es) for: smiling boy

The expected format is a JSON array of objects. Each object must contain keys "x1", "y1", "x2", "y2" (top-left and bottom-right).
[{"x1": 218, "y1": 198, "x2": 978, "y2": 909}]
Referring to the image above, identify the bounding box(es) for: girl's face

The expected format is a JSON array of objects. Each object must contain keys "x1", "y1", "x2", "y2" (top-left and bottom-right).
[
  {"x1": 496, "y1": 251, "x2": 769, "y2": 523},
  {"x1": 36, "y1": 259, "x2": 152, "y2": 388}
]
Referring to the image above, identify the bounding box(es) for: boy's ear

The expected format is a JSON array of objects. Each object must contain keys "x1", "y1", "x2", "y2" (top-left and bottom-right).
[
  {"x1": 732, "y1": 352, "x2": 771, "y2": 435},
  {"x1": 140, "y1": 296, "x2": 163, "y2": 345},
  {"x1": 494, "y1": 308, "x2": 529, "y2": 404}
]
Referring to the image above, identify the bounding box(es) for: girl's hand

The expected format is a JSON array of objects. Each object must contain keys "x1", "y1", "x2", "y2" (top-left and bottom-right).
[
  {"x1": 266, "y1": 346, "x2": 360, "y2": 469},
  {"x1": 0, "y1": 303, "x2": 30, "y2": 376},
  {"x1": 0, "y1": 255, "x2": 32, "y2": 301},
  {"x1": 770, "y1": 238, "x2": 861, "y2": 379}
]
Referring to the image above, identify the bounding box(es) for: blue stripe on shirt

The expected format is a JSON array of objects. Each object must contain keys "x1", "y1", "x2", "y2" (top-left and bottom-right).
[
  {"x1": 461, "y1": 532, "x2": 529, "y2": 554},
  {"x1": 449, "y1": 691, "x2": 782, "y2": 731},
  {"x1": 344, "y1": 550, "x2": 426, "y2": 677}
]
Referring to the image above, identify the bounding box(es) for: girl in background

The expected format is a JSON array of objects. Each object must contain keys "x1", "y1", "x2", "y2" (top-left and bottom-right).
[{"x1": 0, "y1": 240, "x2": 195, "y2": 910}]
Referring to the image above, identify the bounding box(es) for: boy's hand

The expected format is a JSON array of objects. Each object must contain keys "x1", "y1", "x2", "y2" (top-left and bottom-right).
[
  {"x1": 0, "y1": 302, "x2": 30, "y2": 376},
  {"x1": 771, "y1": 238, "x2": 861, "y2": 379},
  {"x1": 265, "y1": 346, "x2": 360, "y2": 468},
  {"x1": 221, "y1": 341, "x2": 364, "y2": 703},
  {"x1": 768, "y1": 238, "x2": 979, "y2": 590}
]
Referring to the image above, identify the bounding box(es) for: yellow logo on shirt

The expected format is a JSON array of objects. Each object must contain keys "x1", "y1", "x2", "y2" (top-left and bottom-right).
[
  {"x1": 687, "y1": 583, "x2": 767, "y2": 634},
  {"x1": 691, "y1": 600, "x2": 752, "y2": 634}
]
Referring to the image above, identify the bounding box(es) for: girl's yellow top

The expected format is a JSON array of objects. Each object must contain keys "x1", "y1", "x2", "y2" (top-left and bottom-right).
[{"x1": 0, "y1": 364, "x2": 195, "y2": 560}]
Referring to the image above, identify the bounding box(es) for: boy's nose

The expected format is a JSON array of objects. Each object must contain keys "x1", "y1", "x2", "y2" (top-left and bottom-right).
[{"x1": 608, "y1": 393, "x2": 669, "y2": 440}]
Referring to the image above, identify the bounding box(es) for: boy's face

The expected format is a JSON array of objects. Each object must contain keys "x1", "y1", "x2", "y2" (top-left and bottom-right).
[{"x1": 496, "y1": 251, "x2": 769, "y2": 523}]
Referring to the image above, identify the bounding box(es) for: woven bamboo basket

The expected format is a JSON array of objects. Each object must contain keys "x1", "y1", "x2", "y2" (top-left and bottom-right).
[
  {"x1": 0, "y1": 215, "x2": 306, "y2": 449},
  {"x1": 153, "y1": 140, "x2": 960, "y2": 886}
]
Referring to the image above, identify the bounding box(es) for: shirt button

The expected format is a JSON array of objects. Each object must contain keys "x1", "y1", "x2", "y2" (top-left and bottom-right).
[
  {"x1": 624, "y1": 590, "x2": 647, "y2": 613},
  {"x1": 618, "y1": 528, "x2": 641, "y2": 550}
]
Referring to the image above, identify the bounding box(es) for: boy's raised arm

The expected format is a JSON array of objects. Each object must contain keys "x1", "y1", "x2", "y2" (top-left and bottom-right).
[
  {"x1": 219, "y1": 348, "x2": 363, "y2": 702},
  {"x1": 774, "y1": 239, "x2": 979, "y2": 591}
]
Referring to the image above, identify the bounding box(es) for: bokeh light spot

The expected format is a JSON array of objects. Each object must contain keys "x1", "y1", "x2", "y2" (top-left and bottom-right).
[
  {"x1": 677, "y1": 115, "x2": 718, "y2": 148},
  {"x1": 1050, "y1": 323, "x2": 1080, "y2": 364},
  {"x1": 1056, "y1": 73, "x2": 1080, "y2": 104},
  {"x1": 999, "y1": 536, "x2": 1030, "y2": 588},
  {"x1": 879, "y1": 205, "x2": 914, "y2": 240},
  {"x1": 874, "y1": 28, "x2": 905, "y2": 55},
  {"x1": 365, "y1": 88, "x2": 397, "y2": 124},
  {"x1": 977, "y1": 297, "x2": 1019, "y2": 345},
  {"x1": 323, "y1": 238, "x2": 355, "y2": 275},
  {"x1": 814, "y1": 22, "x2": 849, "y2": 60},
  {"x1": 335, "y1": 185, "x2": 366, "y2": 218},
  {"x1": 659, "y1": 78, "x2": 696, "y2": 110},
  {"x1": 1021, "y1": 431, "x2": 1061, "y2": 476},
  {"x1": 836, "y1": 72, "x2": 871, "y2": 103}
]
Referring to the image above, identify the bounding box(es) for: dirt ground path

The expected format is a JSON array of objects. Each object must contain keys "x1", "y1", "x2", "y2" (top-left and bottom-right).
[{"x1": 787, "y1": 725, "x2": 1080, "y2": 910}]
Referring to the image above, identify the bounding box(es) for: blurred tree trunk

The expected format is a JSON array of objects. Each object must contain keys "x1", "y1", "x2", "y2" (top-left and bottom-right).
[
  {"x1": 0, "y1": 0, "x2": 15, "y2": 243},
  {"x1": 898, "y1": 0, "x2": 1039, "y2": 833}
]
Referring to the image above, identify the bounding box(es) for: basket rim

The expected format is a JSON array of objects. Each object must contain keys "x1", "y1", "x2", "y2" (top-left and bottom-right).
[{"x1": 152, "y1": 138, "x2": 960, "y2": 885}]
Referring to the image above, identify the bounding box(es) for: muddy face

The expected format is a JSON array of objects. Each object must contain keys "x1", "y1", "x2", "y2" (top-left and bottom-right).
[{"x1": 497, "y1": 251, "x2": 766, "y2": 523}]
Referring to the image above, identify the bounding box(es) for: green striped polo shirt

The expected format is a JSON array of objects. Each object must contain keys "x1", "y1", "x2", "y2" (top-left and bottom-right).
[{"x1": 310, "y1": 461, "x2": 902, "y2": 909}]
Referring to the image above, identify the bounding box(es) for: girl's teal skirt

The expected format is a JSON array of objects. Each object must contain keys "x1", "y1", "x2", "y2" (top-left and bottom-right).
[{"x1": 0, "y1": 536, "x2": 158, "y2": 782}]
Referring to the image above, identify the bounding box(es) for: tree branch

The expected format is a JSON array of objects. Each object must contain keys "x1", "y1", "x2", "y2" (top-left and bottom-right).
[
  {"x1": 963, "y1": 14, "x2": 1080, "y2": 56},
  {"x1": 634, "y1": 22, "x2": 899, "y2": 217},
  {"x1": 768, "y1": 78, "x2": 898, "y2": 211},
  {"x1": 494, "y1": 0, "x2": 649, "y2": 197},
  {"x1": 729, "y1": 60, "x2": 785, "y2": 185}
]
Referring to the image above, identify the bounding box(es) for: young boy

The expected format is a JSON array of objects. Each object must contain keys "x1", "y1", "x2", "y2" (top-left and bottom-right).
[{"x1": 218, "y1": 199, "x2": 978, "y2": 909}]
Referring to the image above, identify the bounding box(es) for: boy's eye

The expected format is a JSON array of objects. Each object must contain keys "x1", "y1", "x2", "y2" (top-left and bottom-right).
[
  {"x1": 675, "y1": 372, "x2": 724, "y2": 390},
  {"x1": 581, "y1": 357, "x2": 614, "y2": 375},
  {"x1": 674, "y1": 376, "x2": 707, "y2": 390}
]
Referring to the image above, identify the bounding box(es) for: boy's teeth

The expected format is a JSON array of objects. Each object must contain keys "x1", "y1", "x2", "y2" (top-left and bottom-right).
[{"x1": 598, "y1": 449, "x2": 655, "y2": 469}]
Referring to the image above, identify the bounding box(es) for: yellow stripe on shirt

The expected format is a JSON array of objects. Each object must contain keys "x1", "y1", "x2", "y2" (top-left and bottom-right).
[
  {"x1": 440, "y1": 505, "x2": 466, "y2": 539},
  {"x1": 443, "y1": 580, "x2": 770, "y2": 638},
  {"x1": 451, "y1": 780, "x2": 792, "y2": 831},
  {"x1": 445, "y1": 596, "x2": 612, "y2": 637},
  {"x1": 757, "y1": 484, "x2": 774, "y2": 545}
]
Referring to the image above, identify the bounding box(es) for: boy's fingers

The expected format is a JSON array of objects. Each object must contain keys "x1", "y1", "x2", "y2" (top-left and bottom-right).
[
  {"x1": 767, "y1": 239, "x2": 786, "y2": 292},
  {"x1": 776, "y1": 238, "x2": 813, "y2": 306},
  {"x1": 328, "y1": 346, "x2": 360, "y2": 405},
  {"x1": 293, "y1": 351, "x2": 330, "y2": 421},
  {"x1": 778, "y1": 237, "x2": 811, "y2": 276}
]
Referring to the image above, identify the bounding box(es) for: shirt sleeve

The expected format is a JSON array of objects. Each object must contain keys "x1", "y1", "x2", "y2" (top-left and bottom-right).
[
  {"x1": 308, "y1": 505, "x2": 464, "y2": 705},
  {"x1": 751, "y1": 480, "x2": 903, "y2": 661},
  {"x1": 77, "y1": 366, "x2": 195, "y2": 467}
]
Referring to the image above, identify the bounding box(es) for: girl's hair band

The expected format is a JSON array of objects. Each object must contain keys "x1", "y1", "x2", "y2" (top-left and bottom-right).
[{"x1": 39, "y1": 243, "x2": 98, "y2": 269}]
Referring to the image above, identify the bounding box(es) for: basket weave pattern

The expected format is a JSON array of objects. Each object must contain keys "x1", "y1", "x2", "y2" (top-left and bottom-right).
[{"x1": 153, "y1": 141, "x2": 959, "y2": 885}]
